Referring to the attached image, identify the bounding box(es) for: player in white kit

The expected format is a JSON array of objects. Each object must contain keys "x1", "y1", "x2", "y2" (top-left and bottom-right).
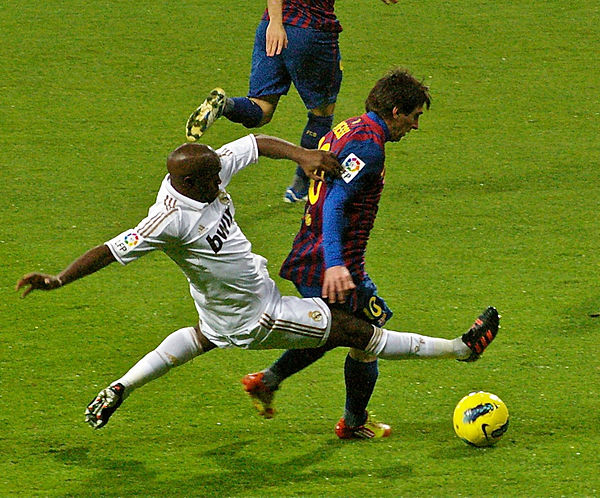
[
  {"x1": 106, "y1": 134, "x2": 332, "y2": 351},
  {"x1": 16, "y1": 134, "x2": 500, "y2": 431}
]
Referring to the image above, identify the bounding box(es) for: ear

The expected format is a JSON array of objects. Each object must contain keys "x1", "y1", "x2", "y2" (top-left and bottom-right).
[
  {"x1": 182, "y1": 175, "x2": 196, "y2": 187},
  {"x1": 392, "y1": 106, "x2": 400, "y2": 119}
]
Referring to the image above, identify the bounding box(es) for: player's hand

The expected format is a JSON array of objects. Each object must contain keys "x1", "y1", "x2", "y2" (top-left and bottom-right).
[
  {"x1": 298, "y1": 150, "x2": 342, "y2": 182},
  {"x1": 322, "y1": 266, "x2": 356, "y2": 304},
  {"x1": 379, "y1": 0, "x2": 398, "y2": 4},
  {"x1": 265, "y1": 21, "x2": 288, "y2": 56},
  {"x1": 16, "y1": 273, "x2": 62, "y2": 298}
]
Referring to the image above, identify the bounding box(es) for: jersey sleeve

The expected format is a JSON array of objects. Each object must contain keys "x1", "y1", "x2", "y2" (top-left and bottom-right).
[
  {"x1": 216, "y1": 134, "x2": 259, "y2": 187},
  {"x1": 336, "y1": 141, "x2": 385, "y2": 194},
  {"x1": 321, "y1": 141, "x2": 384, "y2": 268},
  {"x1": 105, "y1": 207, "x2": 180, "y2": 265},
  {"x1": 322, "y1": 184, "x2": 349, "y2": 268}
]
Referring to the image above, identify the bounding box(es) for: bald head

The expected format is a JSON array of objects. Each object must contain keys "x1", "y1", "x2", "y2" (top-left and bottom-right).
[
  {"x1": 167, "y1": 143, "x2": 219, "y2": 177},
  {"x1": 167, "y1": 143, "x2": 222, "y2": 203}
]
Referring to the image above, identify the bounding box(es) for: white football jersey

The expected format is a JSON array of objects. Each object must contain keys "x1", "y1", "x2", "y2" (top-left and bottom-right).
[{"x1": 105, "y1": 135, "x2": 278, "y2": 343}]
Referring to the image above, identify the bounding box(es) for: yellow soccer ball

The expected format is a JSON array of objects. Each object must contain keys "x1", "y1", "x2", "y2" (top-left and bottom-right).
[{"x1": 453, "y1": 391, "x2": 509, "y2": 447}]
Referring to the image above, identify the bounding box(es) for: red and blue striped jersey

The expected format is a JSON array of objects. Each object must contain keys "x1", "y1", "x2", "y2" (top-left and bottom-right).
[
  {"x1": 262, "y1": 0, "x2": 342, "y2": 33},
  {"x1": 280, "y1": 112, "x2": 389, "y2": 288}
]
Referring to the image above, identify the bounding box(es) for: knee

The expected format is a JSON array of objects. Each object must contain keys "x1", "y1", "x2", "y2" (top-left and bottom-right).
[
  {"x1": 310, "y1": 103, "x2": 336, "y2": 117},
  {"x1": 250, "y1": 97, "x2": 278, "y2": 126},
  {"x1": 328, "y1": 308, "x2": 372, "y2": 350},
  {"x1": 349, "y1": 348, "x2": 377, "y2": 362},
  {"x1": 194, "y1": 325, "x2": 217, "y2": 352},
  {"x1": 258, "y1": 113, "x2": 274, "y2": 126}
]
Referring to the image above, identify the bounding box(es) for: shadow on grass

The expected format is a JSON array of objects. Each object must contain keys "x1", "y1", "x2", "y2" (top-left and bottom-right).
[{"x1": 55, "y1": 438, "x2": 412, "y2": 495}]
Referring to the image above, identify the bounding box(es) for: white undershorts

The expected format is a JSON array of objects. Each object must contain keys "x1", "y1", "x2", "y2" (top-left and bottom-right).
[{"x1": 197, "y1": 286, "x2": 331, "y2": 350}]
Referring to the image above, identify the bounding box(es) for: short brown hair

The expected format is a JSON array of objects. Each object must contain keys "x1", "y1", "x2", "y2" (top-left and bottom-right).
[{"x1": 365, "y1": 68, "x2": 431, "y2": 119}]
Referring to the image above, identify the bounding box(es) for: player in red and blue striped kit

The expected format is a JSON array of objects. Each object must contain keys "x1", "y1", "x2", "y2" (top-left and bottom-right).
[
  {"x1": 262, "y1": 0, "x2": 341, "y2": 32},
  {"x1": 186, "y1": 0, "x2": 397, "y2": 203},
  {"x1": 280, "y1": 112, "x2": 388, "y2": 291},
  {"x1": 243, "y1": 68, "x2": 432, "y2": 438}
]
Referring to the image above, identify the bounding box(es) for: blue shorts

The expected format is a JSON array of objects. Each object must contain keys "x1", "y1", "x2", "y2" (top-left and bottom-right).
[
  {"x1": 249, "y1": 21, "x2": 343, "y2": 110},
  {"x1": 295, "y1": 274, "x2": 393, "y2": 327}
]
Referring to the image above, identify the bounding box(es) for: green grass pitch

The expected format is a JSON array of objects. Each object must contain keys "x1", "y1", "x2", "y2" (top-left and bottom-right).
[{"x1": 1, "y1": 0, "x2": 599, "y2": 495}]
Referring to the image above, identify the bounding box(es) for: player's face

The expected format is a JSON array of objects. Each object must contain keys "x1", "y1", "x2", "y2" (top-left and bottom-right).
[
  {"x1": 388, "y1": 106, "x2": 424, "y2": 142},
  {"x1": 191, "y1": 164, "x2": 222, "y2": 203}
]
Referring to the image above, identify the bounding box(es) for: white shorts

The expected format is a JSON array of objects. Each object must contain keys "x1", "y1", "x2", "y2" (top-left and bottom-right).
[{"x1": 199, "y1": 286, "x2": 331, "y2": 350}]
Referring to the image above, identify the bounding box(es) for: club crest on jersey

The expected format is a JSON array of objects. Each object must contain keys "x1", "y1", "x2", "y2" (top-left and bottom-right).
[
  {"x1": 309, "y1": 310, "x2": 323, "y2": 322},
  {"x1": 218, "y1": 191, "x2": 230, "y2": 205},
  {"x1": 341, "y1": 153, "x2": 365, "y2": 183}
]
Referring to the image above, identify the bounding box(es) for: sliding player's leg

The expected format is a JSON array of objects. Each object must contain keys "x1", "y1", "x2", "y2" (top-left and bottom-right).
[{"x1": 85, "y1": 325, "x2": 215, "y2": 429}]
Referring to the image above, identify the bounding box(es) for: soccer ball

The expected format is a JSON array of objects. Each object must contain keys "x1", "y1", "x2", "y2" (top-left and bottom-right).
[{"x1": 453, "y1": 391, "x2": 509, "y2": 447}]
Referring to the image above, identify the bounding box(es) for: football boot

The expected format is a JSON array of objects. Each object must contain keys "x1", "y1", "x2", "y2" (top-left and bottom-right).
[
  {"x1": 460, "y1": 306, "x2": 500, "y2": 362},
  {"x1": 241, "y1": 372, "x2": 276, "y2": 419},
  {"x1": 335, "y1": 413, "x2": 391, "y2": 440},
  {"x1": 85, "y1": 383, "x2": 125, "y2": 429},
  {"x1": 283, "y1": 186, "x2": 309, "y2": 204},
  {"x1": 186, "y1": 87, "x2": 227, "y2": 141}
]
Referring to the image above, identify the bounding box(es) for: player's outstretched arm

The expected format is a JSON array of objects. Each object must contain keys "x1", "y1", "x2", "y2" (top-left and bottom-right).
[
  {"x1": 294, "y1": 149, "x2": 341, "y2": 182},
  {"x1": 254, "y1": 134, "x2": 341, "y2": 181},
  {"x1": 16, "y1": 244, "x2": 117, "y2": 298}
]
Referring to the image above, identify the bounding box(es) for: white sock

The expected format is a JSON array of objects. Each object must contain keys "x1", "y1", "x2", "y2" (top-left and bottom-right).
[
  {"x1": 113, "y1": 326, "x2": 203, "y2": 398},
  {"x1": 365, "y1": 326, "x2": 470, "y2": 360}
]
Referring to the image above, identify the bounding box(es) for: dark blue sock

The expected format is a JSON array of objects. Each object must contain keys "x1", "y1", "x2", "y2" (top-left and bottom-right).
[
  {"x1": 301, "y1": 112, "x2": 334, "y2": 149},
  {"x1": 294, "y1": 112, "x2": 335, "y2": 184},
  {"x1": 223, "y1": 97, "x2": 263, "y2": 128},
  {"x1": 268, "y1": 348, "x2": 328, "y2": 385},
  {"x1": 343, "y1": 354, "x2": 379, "y2": 427}
]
